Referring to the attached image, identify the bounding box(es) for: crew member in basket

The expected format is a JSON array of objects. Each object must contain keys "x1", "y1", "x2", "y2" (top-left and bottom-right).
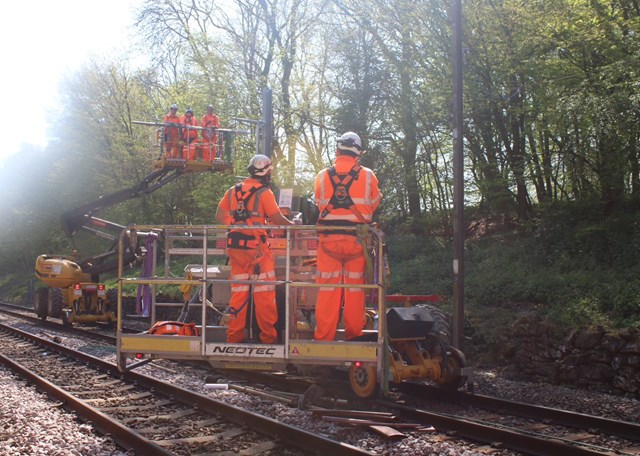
[
  {"x1": 180, "y1": 107, "x2": 200, "y2": 160},
  {"x1": 163, "y1": 104, "x2": 181, "y2": 158},
  {"x1": 201, "y1": 104, "x2": 220, "y2": 161}
]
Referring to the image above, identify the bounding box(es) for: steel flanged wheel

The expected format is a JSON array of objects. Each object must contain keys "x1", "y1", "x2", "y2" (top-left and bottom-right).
[
  {"x1": 435, "y1": 346, "x2": 468, "y2": 390},
  {"x1": 349, "y1": 364, "x2": 378, "y2": 399}
]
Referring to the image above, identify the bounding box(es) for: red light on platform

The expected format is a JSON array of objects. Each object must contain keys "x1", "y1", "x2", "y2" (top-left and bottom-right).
[
  {"x1": 98, "y1": 284, "x2": 105, "y2": 291},
  {"x1": 354, "y1": 361, "x2": 363, "y2": 368},
  {"x1": 135, "y1": 353, "x2": 144, "y2": 359},
  {"x1": 74, "y1": 284, "x2": 81, "y2": 290}
]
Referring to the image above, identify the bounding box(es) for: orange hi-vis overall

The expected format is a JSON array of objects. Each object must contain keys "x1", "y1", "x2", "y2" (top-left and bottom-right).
[
  {"x1": 180, "y1": 114, "x2": 200, "y2": 160},
  {"x1": 163, "y1": 113, "x2": 181, "y2": 158},
  {"x1": 201, "y1": 113, "x2": 220, "y2": 161},
  {"x1": 217, "y1": 178, "x2": 281, "y2": 344},
  {"x1": 314, "y1": 154, "x2": 382, "y2": 341}
]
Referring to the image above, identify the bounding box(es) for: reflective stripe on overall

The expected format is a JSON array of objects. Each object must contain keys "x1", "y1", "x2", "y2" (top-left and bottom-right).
[
  {"x1": 314, "y1": 163, "x2": 377, "y2": 341},
  {"x1": 225, "y1": 182, "x2": 278, "y2": 344}
]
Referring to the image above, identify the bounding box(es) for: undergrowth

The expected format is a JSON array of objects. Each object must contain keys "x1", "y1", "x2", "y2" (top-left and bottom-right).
[{"x1": 385, "y1": 202, "x2": 640, "y2": 331}]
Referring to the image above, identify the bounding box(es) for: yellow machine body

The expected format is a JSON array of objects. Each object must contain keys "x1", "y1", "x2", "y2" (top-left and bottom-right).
[
  {"x1": 35, "y1": 255, "x2": 91, "y2": 288},
  {"x1": 33, "y1": 255, "x2": 116, "y2": 325}
]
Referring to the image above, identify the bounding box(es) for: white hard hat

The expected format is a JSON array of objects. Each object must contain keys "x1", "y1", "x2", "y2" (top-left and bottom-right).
[
  {"x1": 337, "y1": 131, "x2": 363, "y2": 155},
  {"x1": 248, "y1": 154, "x2": 273, "y2": 177}
]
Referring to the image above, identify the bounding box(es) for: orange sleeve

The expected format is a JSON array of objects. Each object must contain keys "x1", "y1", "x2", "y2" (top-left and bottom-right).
[
  {"x1": 260, "y1": 188, "x2": 282, "y2": 218},
  {"x1": 370, "y1": 170, "x2": 382, "y2": 211},
  {"x1": 216, "y1": 189, "x2": 233, "y2": 224}
]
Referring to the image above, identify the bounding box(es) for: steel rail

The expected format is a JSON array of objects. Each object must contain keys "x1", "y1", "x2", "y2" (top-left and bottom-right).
[
  {"x1": 0, "y1": 323, "x2": 373, "y2": 456},
  {"x1": 0, "y1": 353, "x2": 173, "y2": 456},
  {"x1": 400, "y1": 382, "x2": 640, "y2": 442}
]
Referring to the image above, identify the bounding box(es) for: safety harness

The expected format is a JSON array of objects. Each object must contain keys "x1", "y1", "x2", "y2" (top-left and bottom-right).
[
  {"x1": 318, "y1": 165, "x2": 375, "y2": 281},
  {"x1": 226, "y1": 182, "x2": 271, "y2": 328},
  {"x1": 227, "y1": 183, "x2": 268, "y2": 249},
  {"x1": 319, "y1": 164, "x2": 368, "y2": 224}
]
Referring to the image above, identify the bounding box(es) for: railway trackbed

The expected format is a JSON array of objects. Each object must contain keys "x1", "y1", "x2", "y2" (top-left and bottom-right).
[
  {"x1": 206, "y1": 363, "x2": 640, "y2": 456},
  {"x1": 0, "y1": 323, "x2": 371, "y2": 456},
  {"x1": 2, "y1": 301, "x2": 639, "y2": 455}
]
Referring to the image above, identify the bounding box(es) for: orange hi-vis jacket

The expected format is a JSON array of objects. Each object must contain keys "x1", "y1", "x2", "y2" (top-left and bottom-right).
[
  {"x1": 163, "y1": 113, "x2": 181, "y2": 141},
  {"x1": 201, "y1": 113, "x2": 220, "y2": 142},
  {"x1": 313, "y1": 154, "x2": 382, "y2": 341},
  {"x1": 218, "y1": 178, "x2": 281, "y2": 245},
  {"x1": 180, "y1": 114, "x2": 200, "y2": 142},
  {"x1": 315, "y1": 154, "x2": 382, "y2": 229},
  {"x1": 216, "y1": 177, "x2": 281, "y2": 344},
  {"x1": 163, "y1": 112, "x2": 181, "y2": 157}
]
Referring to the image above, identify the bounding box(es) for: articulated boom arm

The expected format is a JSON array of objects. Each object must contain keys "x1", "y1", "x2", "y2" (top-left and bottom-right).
[{"x1": 60, "y1": 167, "x2": 184, "y2": 275}]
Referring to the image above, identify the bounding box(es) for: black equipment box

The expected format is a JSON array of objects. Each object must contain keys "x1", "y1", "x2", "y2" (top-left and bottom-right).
[{"x1": 387, "y1": 306, "x2": 435, "y2": 339}]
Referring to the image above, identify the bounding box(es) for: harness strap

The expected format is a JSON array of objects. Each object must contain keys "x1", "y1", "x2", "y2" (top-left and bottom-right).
[
  {"x1": 231, "y1": 183, "x2": 265, "y2": 222},
  {"x1": 320, "y1": 164, "x2": 368, "y2": 223},
  {"x1": 228, "y1": 293, "x2": 252, "y2": 319},
  {"x1": 227, "y1": 184, "x2": 272, "y2": 270}
]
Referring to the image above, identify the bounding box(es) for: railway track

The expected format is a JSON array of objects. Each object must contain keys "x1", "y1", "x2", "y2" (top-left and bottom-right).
[
  {"x1": 0, "y1": 300, "x2": 137, "y2": 342},
  {"x1": 172, "y1": 363, "x2": 640, "y2": 456},
  {"x1": 2, "y1": 300, "x2": 638, "y2": 455},
  {"x1": 0, "y1": 322, "x2": 371, "y2": 455}
]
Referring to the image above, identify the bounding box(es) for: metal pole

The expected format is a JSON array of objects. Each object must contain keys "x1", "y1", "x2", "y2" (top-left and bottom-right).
[
  {"x1": 452, "y1": 0, "x2": 465, "y2": 350},
  {"x1": 262, "y1": 88, "x2": 273, "y2": 157}
]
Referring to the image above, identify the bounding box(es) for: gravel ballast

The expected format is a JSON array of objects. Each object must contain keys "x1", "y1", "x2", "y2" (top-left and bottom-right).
[
  {"x1": 0, "y1": 366, "x2": 125, "y2": 456},
  {"x1": 1, "y1": 316, "x2": 638, "y2": 455}
]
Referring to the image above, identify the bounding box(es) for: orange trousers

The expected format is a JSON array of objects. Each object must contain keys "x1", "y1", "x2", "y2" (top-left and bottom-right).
[
  {"x1": 164, "y1": 129, "x2": 181, "y2": 158},
  {"x1": 314, "y1": 235, "x2": 366, "y2": 341},
  {"x1": 201, "y1": 139, "x2": 219, "y2": 161},
  {"x1": 226, "y1": 248, "x2": 278, "y2": 344},
  {"x1": 165, "y1": 140, "x2": 181, "y2": 158},
  {"x1": 182, "y1": 142, "x2": 199, "y2": 160}
]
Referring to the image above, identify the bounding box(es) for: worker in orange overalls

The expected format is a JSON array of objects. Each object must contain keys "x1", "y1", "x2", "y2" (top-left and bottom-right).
[
  {"x1": 201, "y1": 104, "x2": 220, "y2": 161},
  {"x1": 163, "y1": 104, "x2": 181, "y2": 158},
  {"x1": 180, "y1": 107, "x2": 200, "y2": 160},
  {"x1": 313, "y1": 132, "x2": 382, "y2": 341},
  {"x1": 215, "y1": 154, "x2": 293, "y2": 344}
]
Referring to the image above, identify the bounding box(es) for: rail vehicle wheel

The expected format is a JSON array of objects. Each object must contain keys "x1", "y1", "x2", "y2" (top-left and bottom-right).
[
  {"x1": 435, "y1": 346, "x2": 468, "y2": 390},
  {"x1": 349, "y1": 364, "x2": 378, "y2": 399},
  {"x1": 34, "y1": 287, "x2": 49, "y2": 320},
  {"x1": 61, "y1": 309, "x2": 71, "y2": 326},
  {"x1": 47, "y1": 288, "x2": 64, "y2": 318}
]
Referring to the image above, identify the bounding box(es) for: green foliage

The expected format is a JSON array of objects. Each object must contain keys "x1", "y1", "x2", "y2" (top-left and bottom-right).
[
  {"x1": 0, "y1": 274, "x2": 30, "y2": 304},
  {"x1": 385, "y1": 232, "x2": 452, "y2": 296},
  {"x1": 387, "y1": 203, "x2": 640, "y2": 330}
]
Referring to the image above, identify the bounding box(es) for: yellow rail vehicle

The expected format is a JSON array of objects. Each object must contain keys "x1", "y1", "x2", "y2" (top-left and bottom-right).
[
  {"x1": 34, "y1": 254, "x2": 115, "y2": 325},
  {"x1": 115, "y1": 224, "x2": 470, "y2": 398}
]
